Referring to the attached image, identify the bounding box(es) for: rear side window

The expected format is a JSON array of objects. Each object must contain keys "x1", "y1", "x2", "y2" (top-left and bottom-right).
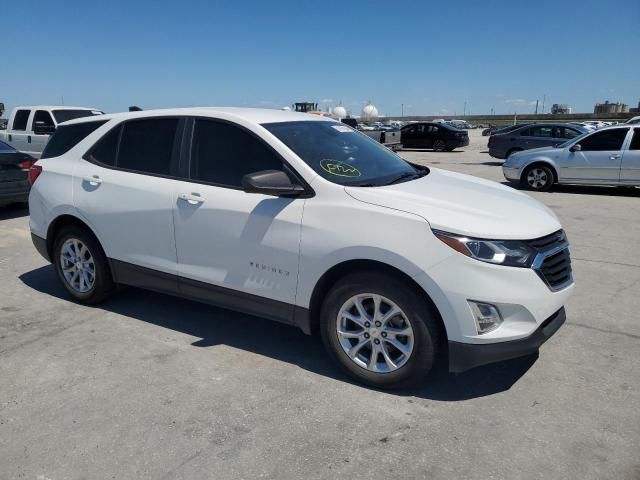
[
  {"x1": 86, "y1": 125, "x2": 121, "y2": 166},
  {"x1": 117, "y1": 118, "x2": 178, "y2": 175},
  {"x1": 41, "y1": 121, "x2": 108, "y2": 159},
  {"x1": 12, "y1": 110, "x2": 30, "y2": 131},
  {"x1": 579, "y1": 129, "x2": 628, "y2": 151},
  {"x1": 191, "y1": 119, "x2": 282, "y2": 187},
  {"x1": 630, "y1": 129, "x2": 640, "y2": 150},
  {"x1": 52, "y1": 109, "x2": 103, "y2": 123}
]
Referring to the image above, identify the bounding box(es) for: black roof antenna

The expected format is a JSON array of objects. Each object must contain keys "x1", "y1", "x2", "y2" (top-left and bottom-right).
[{"x1": 128, "y1": 106, "x2": 143, "y2": 112}]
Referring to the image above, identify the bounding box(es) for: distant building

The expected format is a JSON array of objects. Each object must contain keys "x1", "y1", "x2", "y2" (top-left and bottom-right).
[
  {"x1": 551, "y1": 103, "x2": 571, "y2": 114},
  {"x1": 594, "y1": 100, "x2": 629, "y2": 114},
  {"x1": 629, "y1": 101, "x2": 640, "y2": 113}
]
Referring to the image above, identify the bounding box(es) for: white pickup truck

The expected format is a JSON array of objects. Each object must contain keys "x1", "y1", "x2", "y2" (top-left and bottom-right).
[{"x1": 0, "y1": 106, "x2": 103, "y2": 158}]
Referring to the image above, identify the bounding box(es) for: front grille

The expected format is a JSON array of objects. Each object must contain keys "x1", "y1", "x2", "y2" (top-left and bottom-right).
[
  {"x1": 527, "y1": 230, "x2": 573, "y2": 291},
  {"x1": 538, "y1": 249, "x2": 572, "y2": 289},
  {"x1": 527, "y1": 230, "x2": 565, "y2": 250}
]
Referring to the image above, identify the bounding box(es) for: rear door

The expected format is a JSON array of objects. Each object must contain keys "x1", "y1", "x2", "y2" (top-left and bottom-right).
[
  {"x1": 620, "y1": 128, "x2": 640, "y2": 184},
  {"x1": 74, "y1": 117, "x2": 183, "y2": 287},
  {"x1": 560, "y1": 128, "x2": 628, "y2": 183},
  {"x1": 524, "y1": 125, "x2": 557, "y2": 149}
]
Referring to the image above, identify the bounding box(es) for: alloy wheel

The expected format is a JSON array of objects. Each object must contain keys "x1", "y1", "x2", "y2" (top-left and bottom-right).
[
  {"x1": 336, "y1": 294, "x2": 414, "y2": 373},
  {"x1": 59, "y1": 238, "x2": 96, "y2": 293},
  {"x1": 527, "y1": 168, "x2": 549, "y2": 189}
]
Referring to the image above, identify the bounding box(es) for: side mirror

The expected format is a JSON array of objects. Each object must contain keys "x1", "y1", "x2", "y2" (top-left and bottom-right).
[
  {"x1": 33, "y1": 121, "x2": 56, "y2": 135},
  {"x1": 570, "y1": 143, "x2": 582, "y2": 152},
  {"x1": 242, "y1": 170, "x2": 305, "y2": 197}
]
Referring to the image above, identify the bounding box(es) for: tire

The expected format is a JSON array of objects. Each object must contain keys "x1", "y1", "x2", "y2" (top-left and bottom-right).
[
  {"x1": 521, "y1": 164, "x2": 555, "y2": 192},
  {"x1": 444, "y1": 147, "x2": 455, "y2": 152},
  {"x1": 320, "y1": 272, "x2": 442, "y2": 389},
  {"x1": 53, "y1": 226, "x2": 115, "y2": 304},
  {"x1": 433, "y1": 140, "x2": 446, "y2": 152}
]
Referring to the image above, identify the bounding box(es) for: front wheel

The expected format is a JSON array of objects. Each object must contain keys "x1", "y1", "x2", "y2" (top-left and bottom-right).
[
  {"x1": 320, "y1": 272, "x2": 442, "y2": 389},
  {"x1": 521, "y1": 164, "x2": 554, "y2": 191}
]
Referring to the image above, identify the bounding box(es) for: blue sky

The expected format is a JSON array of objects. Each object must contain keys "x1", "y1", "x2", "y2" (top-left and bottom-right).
[{"x1": 2, "y1": 0, "x2": 639, "y2": 117}]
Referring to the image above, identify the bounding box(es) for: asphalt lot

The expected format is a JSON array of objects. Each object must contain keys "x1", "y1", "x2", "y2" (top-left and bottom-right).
[{"x1": 1, "y1": 130, "x2": 639, "y2": 480}]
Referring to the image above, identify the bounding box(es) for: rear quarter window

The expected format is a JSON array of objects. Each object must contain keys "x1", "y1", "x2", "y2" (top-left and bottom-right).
[
  {"x1": 12, "y1": 110, "x2": 30, "y2": 131},
  {"x1": 41, "y1": 121, "x2": 107, "y2": 159}
]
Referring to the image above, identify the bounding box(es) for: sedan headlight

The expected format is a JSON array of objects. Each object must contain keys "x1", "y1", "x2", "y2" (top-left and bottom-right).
[{"x1": 433, "y1": 230, "x2": 537, "y2": 267}]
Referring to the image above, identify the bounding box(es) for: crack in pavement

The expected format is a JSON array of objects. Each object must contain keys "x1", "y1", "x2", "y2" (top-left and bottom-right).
[
  {"x1": 566, "y1": 322, "x2": 640, "y2": 341},
  {"x1": 572, "y1": 257, "x2": 640, "y2": 269}
]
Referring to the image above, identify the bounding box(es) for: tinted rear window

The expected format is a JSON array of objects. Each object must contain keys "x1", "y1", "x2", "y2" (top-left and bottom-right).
[
  {"x1": 52, "y1": 109, "x2": 103, "y2": 123},
  {"x1": 117, "y1": 118, "x2": 178, "y2": 175},
  {"x1": 41, "y1": 121, "x2": 107, "y2": 159}
]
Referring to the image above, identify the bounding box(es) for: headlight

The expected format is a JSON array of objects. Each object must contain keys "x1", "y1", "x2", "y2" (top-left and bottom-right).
[{"x1": 433, "y1": 230, "x2": 537, "y2": 267}]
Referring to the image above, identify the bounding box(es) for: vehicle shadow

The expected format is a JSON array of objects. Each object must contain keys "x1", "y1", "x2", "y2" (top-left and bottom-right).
[
  {"x1": 0, "y1": 204, "x2": 29, "y2": 221},
  {"x1": 19, "y1": 265, "x2": 536, "y2": 401},
  {"x1": 502, "y1": 182, "x2": 640, "y2": 197}
]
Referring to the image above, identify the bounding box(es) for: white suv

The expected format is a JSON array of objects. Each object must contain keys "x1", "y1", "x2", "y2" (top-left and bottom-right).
[{"x1": 28, "y1": 108, "x2": 574, "y2": 388}]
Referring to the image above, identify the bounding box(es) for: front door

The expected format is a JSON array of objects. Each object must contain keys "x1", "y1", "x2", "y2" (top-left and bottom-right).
[
  {"x1": 621, "y1": 128, "x2": 640, "y2": 184},
  {"x1": 560, "y1": 128, "x2": 629, "y2": 183},
  {"x1": 173, "y1": 118, "x2": 304, "y2": 314},
  {"x1": 31, "y1": 110, "x2": 56, "y2": 158},
  {"x1": 73, "y1": 118, "x2": 182, "y2": 285}
]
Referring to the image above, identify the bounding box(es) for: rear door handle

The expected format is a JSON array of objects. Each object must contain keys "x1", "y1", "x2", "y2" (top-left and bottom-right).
[
  {"x1": 179, "y1": 193, "x2": 205, "y2": 205},
  {"x1": 28, "y1": 136, "x2": 31, "y2": 144},
  {"x1": 83, "y1": 175, "x2": 103, "y2": 186},
  {"x1": 610, "y1": 154, "x2": 622, "y2": 160}
]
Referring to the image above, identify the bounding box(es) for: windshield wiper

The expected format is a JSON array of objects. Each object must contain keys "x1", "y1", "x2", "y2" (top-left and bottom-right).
[{"x1": 384, "y1": 170, "x2": 427, "y2": 186}]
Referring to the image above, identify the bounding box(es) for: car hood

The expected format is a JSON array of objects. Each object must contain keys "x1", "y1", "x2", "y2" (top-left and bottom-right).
[{"x1": 345, "y1": 168, "x2": 561, "y2": 240}]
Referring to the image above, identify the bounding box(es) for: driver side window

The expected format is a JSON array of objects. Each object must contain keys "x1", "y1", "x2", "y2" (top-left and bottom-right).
[
  {"x1": 190, "y1": 119, "x2": 283, "y2": 188},
  {"x1": 579, "y1": 129, "x2": 628, "y2": 152}
]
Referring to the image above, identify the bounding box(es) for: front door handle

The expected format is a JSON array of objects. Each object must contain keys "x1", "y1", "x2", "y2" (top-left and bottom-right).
[
  {"x1": 179, "y1": 193, "x2": 205, "y2": 205},
  {"x1": 28, "y1": 135, "x2": 31, "y2": 144},
  {"x1": 83, "y1": 175, "x2": 103, "y2": 186},
  {"x1": 609, "y1": 154, "x2": 622, "y2": 160}
]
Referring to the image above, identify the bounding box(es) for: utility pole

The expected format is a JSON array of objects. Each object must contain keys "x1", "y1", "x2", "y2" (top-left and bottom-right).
[
  {"x1": 463, "y1": 101, "x2": 467, "y2": 117},
  {"x1": 541, "y1": 94, "x2": 546, "y2": 114},
  {"x1": 535, "y1": 99, "x2": 539, "y2": 115},
  {"x1": 401, "y1": 103, "x2": 404, "y2": 117}
]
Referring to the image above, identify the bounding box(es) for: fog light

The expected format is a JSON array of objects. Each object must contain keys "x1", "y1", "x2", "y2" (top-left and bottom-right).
[{"x1": 468, "y1": 301, "x2": 503, "y2": 334}]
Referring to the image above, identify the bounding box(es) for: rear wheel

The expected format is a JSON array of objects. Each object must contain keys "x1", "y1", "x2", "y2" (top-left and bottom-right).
[
  {"x1": 53, "y1": 226, "x2": 115, "y2": 304},
  {"x1": 433, "y1": 140, "x2": 446, "y2": 152},
  {"x1": 320, "y1": 272, "x2": 442, "y2": 389},
  {"x1": 521, "y1": 164, "x2": 554, "y2": 191}
]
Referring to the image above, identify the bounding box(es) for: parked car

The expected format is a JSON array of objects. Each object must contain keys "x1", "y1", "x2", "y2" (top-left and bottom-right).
[
  {"x1": 0, "y1": 105, "x2": 103, "y2": 158},
  {"x1": 29, "y1": 107, "x2": 573, "y2": 388},
  {"x1": 503, "y1": 125, "x2": 640, "y2": 191},
  {"x1": 626, "y1": 116, "x2": 640, "y2": 125},
  {"x1": 489, "y1": 123, "x2": 588, "y2": 159},
  {"x1": 401, "y1": 122, "x2": 469, "y2": 151},
  {"x1": 0, "y1": 140, "x2": 35, "y2": 207}
]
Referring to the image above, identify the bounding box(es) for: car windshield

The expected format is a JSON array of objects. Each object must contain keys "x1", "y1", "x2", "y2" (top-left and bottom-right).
[
  {"x1": 264, "y1": 121, "x2": 425, "y2": 186},
  {"x1": 52, "y1": 109, "x2": 103, "y2": 124}
]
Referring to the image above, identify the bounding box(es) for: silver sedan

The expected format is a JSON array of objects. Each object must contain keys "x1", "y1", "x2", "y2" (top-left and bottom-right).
[{"x1": 503, "y1": 126, "x2": 640, "y2": 191}]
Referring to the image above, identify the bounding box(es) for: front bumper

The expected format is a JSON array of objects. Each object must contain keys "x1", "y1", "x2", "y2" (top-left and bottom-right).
[
  {"x1": 502, "y1": 165, "x2": 522, "y2": 181},
  {"x1": 448, "y1": 307, "x2": 566, "y2": 372}
]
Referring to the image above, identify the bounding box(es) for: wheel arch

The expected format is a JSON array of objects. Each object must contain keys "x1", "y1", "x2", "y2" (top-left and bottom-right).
[
  {"x1": 306, "y1": 259, "x2": 448, "y2": 342},
  {"x1": 46, "y1": 214, "x2": 112, "y2": 275}
]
